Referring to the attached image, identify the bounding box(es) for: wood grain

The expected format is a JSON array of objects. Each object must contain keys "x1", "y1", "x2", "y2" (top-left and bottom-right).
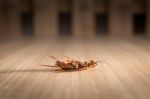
[{"x1": 0, "y1": 37, "x2": 150, "y2": 99}]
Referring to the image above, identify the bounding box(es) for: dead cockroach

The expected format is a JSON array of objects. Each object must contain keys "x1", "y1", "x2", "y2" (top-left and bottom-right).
[{"x1": 41, "y1": 55, "x2": 103, "y2": 71}]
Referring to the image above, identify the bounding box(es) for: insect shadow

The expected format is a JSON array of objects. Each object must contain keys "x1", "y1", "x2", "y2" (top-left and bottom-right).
[{"x1": 0, "y1": 67, "x2": 85, "y2": 74}]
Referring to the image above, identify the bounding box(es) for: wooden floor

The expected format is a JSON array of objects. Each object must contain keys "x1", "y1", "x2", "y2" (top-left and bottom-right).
[{"x1": 1, "y1": 37, "x2": 150, "y2": 99}]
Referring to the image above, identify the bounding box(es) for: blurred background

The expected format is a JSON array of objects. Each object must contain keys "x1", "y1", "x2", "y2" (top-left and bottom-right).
[{"x1": 0, "y1": 0, "x2": 149, "y2": 38}]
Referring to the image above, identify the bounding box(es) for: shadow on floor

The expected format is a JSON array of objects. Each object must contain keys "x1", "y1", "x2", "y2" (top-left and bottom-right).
[{"x1": 0, "y1": 68, "x2": 85, "y2": 74}]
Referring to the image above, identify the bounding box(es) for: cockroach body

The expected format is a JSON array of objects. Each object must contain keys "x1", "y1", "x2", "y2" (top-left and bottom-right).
[{"x1": 41, "y1": 55, "x2": 102, "y2": 71}]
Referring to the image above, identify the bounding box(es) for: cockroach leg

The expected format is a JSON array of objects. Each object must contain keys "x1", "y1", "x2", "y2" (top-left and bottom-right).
[
  {"x1": 48, "y1": 55, "x2": 58, "y2": 61},
  {"x1": 62, "y1": 55, "x2": 75, "y2": 61},
  {"x1": 77, "y1": 67, "x2": 87, "y2": 71},
  {"x1": 54, "y1": 69, "x2": 63, "y2": 71},
  {"x1": 41, "y1": 64, "x2": 58, "y2": 68}
]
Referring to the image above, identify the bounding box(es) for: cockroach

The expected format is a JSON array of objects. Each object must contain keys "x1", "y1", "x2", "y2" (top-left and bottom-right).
[{"x1": 41, "y1": 55, "x2": 103, "y2": 71}]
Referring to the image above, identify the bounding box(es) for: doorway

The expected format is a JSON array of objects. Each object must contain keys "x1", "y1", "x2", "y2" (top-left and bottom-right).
[
  {"x1": 95, "y1": 14, "x2": 108, "y2": 35},
  {"x1": 21, "y1": 12, "x2": 33, "y2": 36},
  {"x1": 133, "y1": 14, "x2": 146, "y2": 35}
]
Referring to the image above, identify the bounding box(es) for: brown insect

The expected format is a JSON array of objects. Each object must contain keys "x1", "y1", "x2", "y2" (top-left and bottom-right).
[{"x1": 41, "y1": 55, "x2": 103, "y2": 71}]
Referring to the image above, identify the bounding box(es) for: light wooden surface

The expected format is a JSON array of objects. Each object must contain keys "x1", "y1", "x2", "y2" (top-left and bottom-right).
[{"x1": 0, "y1": 37, "x2": 150, "y2": 99}]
